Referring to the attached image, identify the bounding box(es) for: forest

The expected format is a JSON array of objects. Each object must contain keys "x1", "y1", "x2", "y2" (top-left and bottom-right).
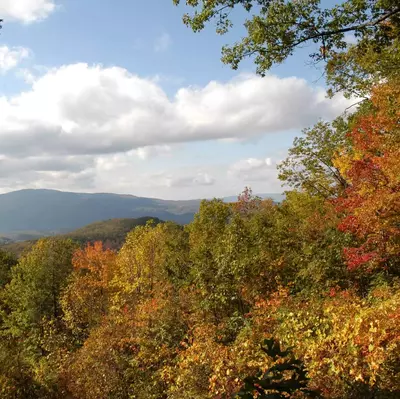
[{"x1": 0, "y1": 0, "x2": 399, "y2": 398}]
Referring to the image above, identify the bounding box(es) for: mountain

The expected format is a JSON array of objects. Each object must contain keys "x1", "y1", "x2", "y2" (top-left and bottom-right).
[
  {"x1": 0, "y1": 189, "x2": 284, "y2": 238},
  {"x1": 1, "y1": 216, "x2": 161, "y2": 257},
  {"x1": 0, "y1": 189, "x2": 200, "y2": 235}
]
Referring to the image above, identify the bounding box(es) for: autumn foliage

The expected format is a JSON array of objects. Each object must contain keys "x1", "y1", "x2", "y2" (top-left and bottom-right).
[
  {"x1": 0, "y1": 79, "x2": 399, "y2": 398},
  {"x1": 334, "y1": 83, "x2": 400, "y2": 271}
]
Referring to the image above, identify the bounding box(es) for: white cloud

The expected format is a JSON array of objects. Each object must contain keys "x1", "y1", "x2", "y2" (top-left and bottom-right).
[
  {"x1": 228, "y1": 157, "x2": 277, "y2": 181},
  {"x1": 134, "y1": 145, "x2": 172, "y2": 160},
  {"x1": 165, "y1": 172, "x2": 215, "y2": 187},
  {"x1": 151, "y1": 73, "x2": 185, "y2": 86},
  {"x1": 0, "y1": 0, "x2": 56, "y2": 23},
  {"x1": 0, "y1": 154, "x2": 96, "y2": 192},
  {"x1": 0, "y1": 63, "x2": 352, "y2": 159},
  {"x1": 154, "y1": 32, "x2": 172, "y2": 52},
  {"x1": 0, "y1": 151, "x2": 279, "y2": 199},
  {"x1": 0, "y1": 46, "x2": 30, "y2": 72},
  {"x1": 16, "y1": 68, "x2": 36, "y2": 83},
  {"x1": 0, "y1": 63, "x2": 354, "y2": 197},
  {"x1": 230, "y1": 157, "x2": 272, "y2": 174}
]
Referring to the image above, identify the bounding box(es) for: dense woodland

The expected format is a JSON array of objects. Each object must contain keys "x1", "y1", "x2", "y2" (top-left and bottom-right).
[{"x1": 0, "y1": 0, "x2": 399, "y2": 398}]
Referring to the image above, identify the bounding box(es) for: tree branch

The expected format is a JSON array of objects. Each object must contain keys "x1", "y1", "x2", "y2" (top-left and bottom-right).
[
  {"x1": 292, "y1": 7, "x2": 400, "y2": 48},
  {"x1": 345, "y1": 99, "x2": 367, "y2": 112}
]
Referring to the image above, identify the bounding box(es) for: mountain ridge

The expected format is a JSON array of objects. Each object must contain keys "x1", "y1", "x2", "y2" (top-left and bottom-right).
[{"x1": 0, "y1": 189, "x2": 284, "y2": 236}]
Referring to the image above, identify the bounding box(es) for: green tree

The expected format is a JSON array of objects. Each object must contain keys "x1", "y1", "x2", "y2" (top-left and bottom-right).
[
  {"x1": 0, "y1": 336, "x2": 47, "y2": 399},
  {"x1": 111, "y1": 220, "x2": 173, "y2": 309},
  {"x1": 174, "y1": 0, "x2": 400, "y2": 97},
  {"x1": 278, "y1": 119, "x2": 349, "y2": 198},
  {"x1": 186, "y1": 194, "x2": 281, "y2": 342},
  {"x1": 3, "y1": 238, "x2": 77, "y2": 339},
  {"x1": 274, "y1": 191, "x2": 351, "y2": 294},
  {"x1": 0, "y1": 239, "x2": 78, "y2": 397},
  {"x1": 0, "y1": 249, "x2": 17, "y2": 288}
]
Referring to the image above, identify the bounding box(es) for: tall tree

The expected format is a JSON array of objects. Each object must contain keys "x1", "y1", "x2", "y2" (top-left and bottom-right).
[{"x1": 174, "y1": 0, "x2": 400, "y2": 97}]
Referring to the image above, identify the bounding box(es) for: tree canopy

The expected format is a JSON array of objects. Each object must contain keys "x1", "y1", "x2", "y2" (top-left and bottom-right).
[{"x1": 174, "y1": 0, "x2": 400, "y2": 97}]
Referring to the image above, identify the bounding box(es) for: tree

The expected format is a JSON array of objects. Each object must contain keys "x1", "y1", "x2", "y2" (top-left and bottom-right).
[
  {"x1": 0, "y1": 249, "x2": 17, "y2": 288},
  {"x1": 0, "y1": 338, "x2": 43, "y2": 399},
  {"x1": 334, "y1": 81, "x2": 400, "y2": 272},
  {"x1": 273, "y1": 191, "x2": 351, "y2": 294},
  {"x1": 61, "y1": 242, "x2": 117, "y2": 340},
  {"x1": 174, "y1": 0, "x2": 400, "y2": 97},
  {"x1": 271, "y1": 286, "x2": 400, "y2": 398},
  {"x1": 234, "y1": 339, "x2": 320, "y2": 398},
  {"x1": 111, "y1": 220, "x2": 175, "y2": 309},
  {"x1": 63, "y1": 223, "x2": 188, "y2": 399},
  {"x1": 278, "y1": 119, "x2": 349, "y2": 198},
  {"x1": 186, "y1": 192, "x2": 284, "y2": 344},
  {"x1": 3, "y1": 238, "x2": 78, "y2": 339}
]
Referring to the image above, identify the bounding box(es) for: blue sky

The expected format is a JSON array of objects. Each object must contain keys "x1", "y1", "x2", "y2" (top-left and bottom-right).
[{"x1": 0, "y1": 0, "x2": 351, "y2": 199}]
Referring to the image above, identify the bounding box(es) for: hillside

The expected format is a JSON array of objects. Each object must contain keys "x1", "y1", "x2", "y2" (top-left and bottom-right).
[
  {"x1": 1, "y1": 217, "x2": 160, "y2": 257},
  {"x1": 0, "y1": 189, "x2": 199, "y2": 235},
  {"x1": 63, "y1": 216, "x2": 162, "y2": 247}
]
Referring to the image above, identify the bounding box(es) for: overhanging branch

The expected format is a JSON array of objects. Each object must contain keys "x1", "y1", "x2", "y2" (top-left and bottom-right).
[{"x1": 292, "y1": 7, "x2": 400, "y2": 48}]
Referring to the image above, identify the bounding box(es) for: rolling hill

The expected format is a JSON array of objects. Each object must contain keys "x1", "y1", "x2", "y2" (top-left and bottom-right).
[{"x1": 1, "y1": 216, "x2": 161, "y2": 257}]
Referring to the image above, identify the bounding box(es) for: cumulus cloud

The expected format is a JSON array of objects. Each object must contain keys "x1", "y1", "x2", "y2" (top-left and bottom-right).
[
  {"x1": 0, "y1": 155, "x2": 96, "y2": 192},
  {"x1": 105, "y1": 169, "x2": 215, "y2": 189},
  {"x1": 230, "y1": 158, "x2": 272, "y2": 174},
  {"x1": 0, "y1": 63, "x2": 352, "y2": 159},
  {"x1": 0, "y1": 155, "x2": 92, "y2": 176},
  {"x1": 0, "y1": 63, "x2": 353, "y2": 197},
  {"x1": 228, "y1": 157, "x2": 278, "y2": 181},
  {"x1": 0, "y1": 46, "x2": 30, "y2": 72},
  {"x1": 154, "y1": 33, "x2": 172, "y2": 52},
  {"x1": 0, "y1": 0, "x2": 56, "y2": 23},
  {"x1": 16, "y1": 68, "x2": 37, "y2": 83},
  {"x1": 134, "y1": 145, "x2": 172, "y2": 160}
]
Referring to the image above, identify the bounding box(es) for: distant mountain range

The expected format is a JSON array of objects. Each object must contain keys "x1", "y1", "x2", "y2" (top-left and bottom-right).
[{"x1": 0, "y1": 189, "x2": 285, "y2": 237}]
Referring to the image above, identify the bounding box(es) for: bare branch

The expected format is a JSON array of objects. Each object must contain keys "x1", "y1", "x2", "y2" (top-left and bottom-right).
[{"x1": 345, "y1": 99, "x2": 367, "y2": 112}]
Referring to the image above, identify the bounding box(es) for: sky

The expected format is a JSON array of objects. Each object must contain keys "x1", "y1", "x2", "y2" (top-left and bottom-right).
[{"x1": 0, "y1": 0, "x2": 352, "y2": 200}]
